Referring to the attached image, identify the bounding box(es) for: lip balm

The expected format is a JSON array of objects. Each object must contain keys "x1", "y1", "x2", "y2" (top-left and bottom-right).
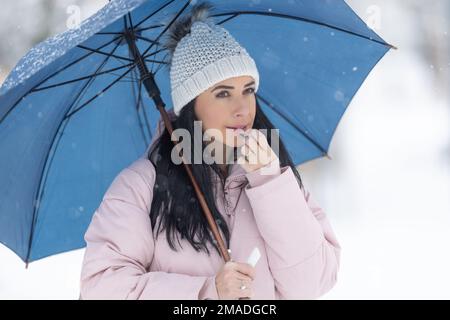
[{"x1": 247, "y1": 247, "x2": 261, "y2": 268}]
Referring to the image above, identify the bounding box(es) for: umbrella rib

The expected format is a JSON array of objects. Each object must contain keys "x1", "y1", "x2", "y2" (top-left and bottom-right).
[
  {"x1": 24, "y1": 39, "x2": 123, "y2": 265},
  {"x1": 127, "y1": 12, "x2": 133, "y2": 29},
  {"x1": 144, "y1": 58, "x2": 168, "y2": 65},
  {"x1": 134, "y1": 0, "x2": 176, "y2": 29},
  {"x1": 64, "y1": 66, "x2": 136, "y2": 120},
  {"x1": 141, "y1": 0, "x2": 192, "y2": 57},
  {"x1": 143, "y1": 50, "x2": 170, "y2": 73},
  {"x1": 135, "y1": 24, "x2": 165, "y2": 33},
  {"x1": 153, "y1": 52, "x2": 169, "y2": 74},
  {"x1": 217, "y1": 13, "x2": 239, "y2": 25},
  {"x1": 0, "y1": 35, "x2": 124, "y2": 125},
  {"x1": 143, "y1": 47, "x2": 167, "y2": 58},
  {"x1": 135, "y1": 34, "x2": 162, "y2": 46},
  {"x1": 211, "y1": 11, "x2": 395, "y2": 49},
  {"x1": 95, "y1": 31, "x2": 124, "y2": 35},
  {"x1": 256, "y1": 93, "x2": 328, "y2": 156},
  {"x1": 76, "y1": 45, "x2": 134, "y2": 62},
  {"x1": 115, "y1": 79, "x2": 139, "y2": 83},
  {"x1": 31, "y1": 63, "x2": 134, "y2": 92}
]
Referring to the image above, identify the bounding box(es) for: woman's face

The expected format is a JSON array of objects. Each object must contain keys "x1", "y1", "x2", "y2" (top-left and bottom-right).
[{"x1": 194, "y1": 75, "x2": 256, "y2": 148}]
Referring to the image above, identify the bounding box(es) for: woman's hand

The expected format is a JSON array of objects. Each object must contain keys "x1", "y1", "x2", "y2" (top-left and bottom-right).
[
  {"x1": 237, "y1": 129, "x2": 279, "y2": 173},
  {"x1": 215, "y1": 261, "x2": 255, "y2": 299}
]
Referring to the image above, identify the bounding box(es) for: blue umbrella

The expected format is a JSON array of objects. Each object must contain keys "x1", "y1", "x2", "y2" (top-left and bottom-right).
[{"x1": 0, "y1": 0, "x2": 394, "y2": 266}]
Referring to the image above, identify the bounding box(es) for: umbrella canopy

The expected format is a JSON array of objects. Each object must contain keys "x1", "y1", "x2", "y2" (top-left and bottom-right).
[{"x1": 0, "y1": 0, "x2": 393, "y2": 264}]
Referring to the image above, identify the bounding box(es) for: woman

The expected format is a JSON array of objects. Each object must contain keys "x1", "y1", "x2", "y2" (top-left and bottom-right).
[{"x1": 80, "y1": 2, "x2": 340, "y2": 300}]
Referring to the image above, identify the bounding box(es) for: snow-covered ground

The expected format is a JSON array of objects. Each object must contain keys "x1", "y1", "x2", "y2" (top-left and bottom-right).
[{"x1": 1, "y1": 1, "x2": 449, "y2": 299}]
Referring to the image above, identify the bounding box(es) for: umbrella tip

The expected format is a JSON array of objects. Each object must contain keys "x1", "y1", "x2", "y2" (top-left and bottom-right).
[
  {"x1": 389, "y1": 43, "x2": 398, "y2": 50},
  {"x1": 324, "y1": 153, "x2": 333, "y2": 160}
]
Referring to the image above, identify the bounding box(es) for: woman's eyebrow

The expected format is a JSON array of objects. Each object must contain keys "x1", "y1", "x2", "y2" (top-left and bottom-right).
[{"x1": 211, "y1": 81, "x2": 255, "y2": 92}]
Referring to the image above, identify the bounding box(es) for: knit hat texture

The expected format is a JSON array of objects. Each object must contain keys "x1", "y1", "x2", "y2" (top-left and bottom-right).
[{"x1": 162, "y1": 2, "x2": 260, "y2": 115}]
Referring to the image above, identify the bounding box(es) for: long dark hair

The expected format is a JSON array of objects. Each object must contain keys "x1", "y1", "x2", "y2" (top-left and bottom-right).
[{"x1": 147, "y1": 97, "x2": 304, "y2": 256}]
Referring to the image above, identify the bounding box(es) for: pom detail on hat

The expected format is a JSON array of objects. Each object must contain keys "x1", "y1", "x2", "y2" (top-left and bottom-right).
[{"x1": 162, "y1": 1, "x2": 215, "y2": 68}]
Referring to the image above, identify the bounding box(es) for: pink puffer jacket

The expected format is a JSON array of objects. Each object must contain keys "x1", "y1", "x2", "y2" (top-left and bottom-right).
[{"x1": 80, "y1": 114, "x2": 341, "y2": 300}]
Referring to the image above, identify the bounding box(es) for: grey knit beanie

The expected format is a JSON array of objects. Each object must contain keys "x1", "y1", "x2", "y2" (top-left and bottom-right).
[{"x1": 162, "y1": 2, "x2": 260, "y2": 116}]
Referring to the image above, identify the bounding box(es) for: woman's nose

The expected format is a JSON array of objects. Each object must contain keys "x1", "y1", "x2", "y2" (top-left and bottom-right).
[{"x1": 232, "y1": 102, "x2": 250, "y2": 118}]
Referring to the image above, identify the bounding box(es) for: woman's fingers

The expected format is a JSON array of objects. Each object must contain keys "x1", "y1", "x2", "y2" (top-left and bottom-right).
[
  {"x1": 217, "y1": 261, "x2": 255, "y2": 299},
  {"x1": 233, "y1": 262, "x2": 256, "y2": 280},
  {"x1": 233, "y1": 271, "x2": 253, "y2": 283},
  {"x1": 231, "y1": 278, "x2": 253, "y2": 299},
  {"x1": 236, "y1": 129, "x2": 279, "y2": 172},
  {"x1": 244, "y1": 136, "x2": 259, "y2": 155}
]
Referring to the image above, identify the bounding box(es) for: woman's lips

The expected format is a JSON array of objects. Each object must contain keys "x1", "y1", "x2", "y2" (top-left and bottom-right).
[{"x1": 226, "y1": 126, "x2": 249, "y2": 136}]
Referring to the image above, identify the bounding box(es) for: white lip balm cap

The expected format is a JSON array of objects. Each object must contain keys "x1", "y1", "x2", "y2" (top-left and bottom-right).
[{"x1": 247, "y1": 247, "x2": 261, "y2": 267}]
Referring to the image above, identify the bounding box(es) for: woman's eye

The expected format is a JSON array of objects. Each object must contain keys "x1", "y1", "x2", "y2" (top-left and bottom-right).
[
  {"x1": 216, "y1": 88, "x2": 255, "y2": 98},
  {"x1": 216, "y1": 91, "x2": 229, "y2": 98}
]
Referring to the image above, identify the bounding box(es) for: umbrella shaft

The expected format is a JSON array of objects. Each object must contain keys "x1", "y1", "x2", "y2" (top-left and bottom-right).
[{"x1": 124, "y1": 31, "x2": 164, "y2": 108}]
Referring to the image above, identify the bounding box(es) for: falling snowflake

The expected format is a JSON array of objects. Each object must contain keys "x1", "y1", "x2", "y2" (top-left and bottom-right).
[{"x1": 334, "y1": 90, "x2": 345, "y2": 102}]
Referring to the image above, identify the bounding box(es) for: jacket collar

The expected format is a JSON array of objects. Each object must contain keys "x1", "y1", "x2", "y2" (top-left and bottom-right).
[{"x1": 210, "y1": 163, "x2": 248, "y2": 216}]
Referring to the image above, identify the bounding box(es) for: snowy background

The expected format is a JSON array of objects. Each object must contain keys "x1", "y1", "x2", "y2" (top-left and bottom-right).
[{"x1": 0, "y1": 0, "x2": 449, "y2": 299}]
